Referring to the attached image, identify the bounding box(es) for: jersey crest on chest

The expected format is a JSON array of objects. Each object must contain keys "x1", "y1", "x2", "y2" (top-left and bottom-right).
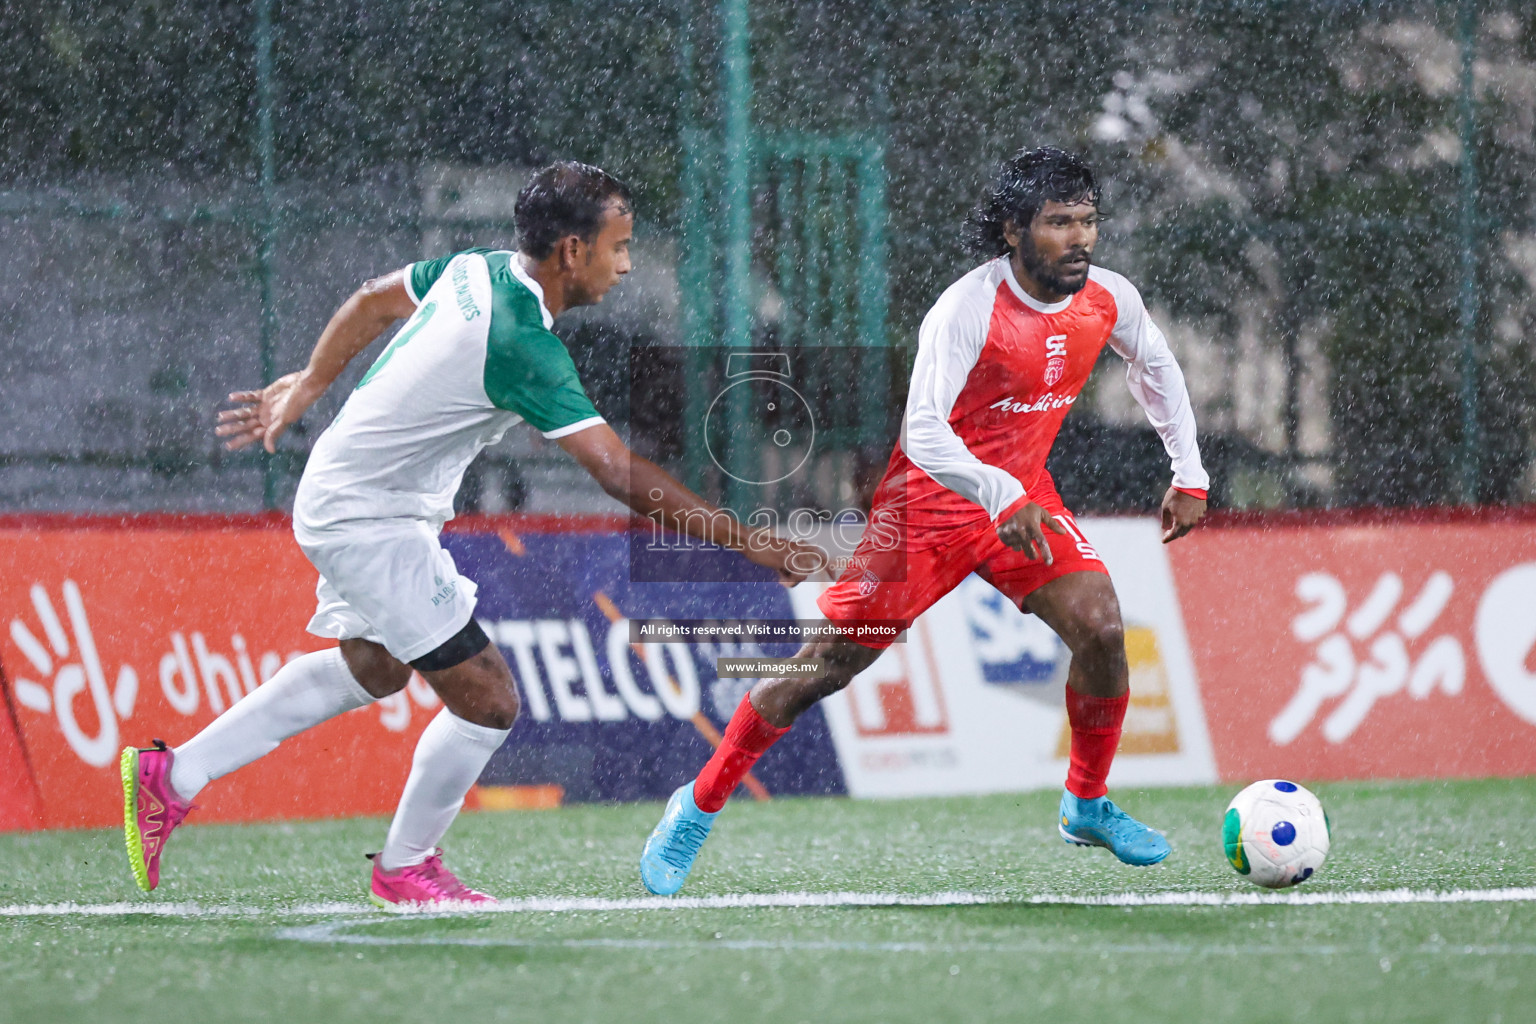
[{"x1": 985, "y1": 281, "x2": 1116, "y2": 397}]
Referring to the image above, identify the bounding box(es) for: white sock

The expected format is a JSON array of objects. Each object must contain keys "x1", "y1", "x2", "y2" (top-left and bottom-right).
[
  {"x1": 377, "y1": 709, "x2": 510, "y2": 871},
  {"x1": 171, "y1": 647, "x2": 374, "y2": 801}
]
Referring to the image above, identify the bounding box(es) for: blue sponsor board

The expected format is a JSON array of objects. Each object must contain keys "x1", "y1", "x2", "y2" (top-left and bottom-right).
[
  {"x1": 954, "y1": 575, "x2": 1068, "y2": 689},
  {"x1": 443, "y1": 527, "x2": 846, "y2": 804}
]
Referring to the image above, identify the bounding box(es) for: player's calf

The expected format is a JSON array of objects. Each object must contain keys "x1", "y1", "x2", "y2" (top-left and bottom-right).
[
  {"x1": 749, "y1": 637, "x2": 883, "y2": 726},
  {"x1": 416, "y1": 629, "x2": 521, "y2": 730}
]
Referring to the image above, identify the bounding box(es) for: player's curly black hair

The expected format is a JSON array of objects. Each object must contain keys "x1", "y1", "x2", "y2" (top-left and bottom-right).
[
  {"x1": 964, "y1": 147, "x2": 1102, "y2": 260},
  {"x1": 515, "y1": 161, "x2": 633, "y2": 260}
]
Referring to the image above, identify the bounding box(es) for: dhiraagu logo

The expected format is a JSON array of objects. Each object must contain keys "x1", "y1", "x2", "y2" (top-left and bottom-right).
[
  {"x1": 357, "y1": 300, "x2": 437, "y2": 389},
  {"x1": 8, "y1": 580, "x2": 136, "y2": 767}
]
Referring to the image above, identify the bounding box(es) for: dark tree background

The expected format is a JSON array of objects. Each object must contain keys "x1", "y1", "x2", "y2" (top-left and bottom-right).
[{"x1": 0, "y1": 0, "x2": 1530, "y2": 510}]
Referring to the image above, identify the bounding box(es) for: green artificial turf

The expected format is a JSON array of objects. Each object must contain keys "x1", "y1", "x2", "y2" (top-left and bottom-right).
[{"x1": 2, "y1": 779, "x2": 1533, "y2": 1023}]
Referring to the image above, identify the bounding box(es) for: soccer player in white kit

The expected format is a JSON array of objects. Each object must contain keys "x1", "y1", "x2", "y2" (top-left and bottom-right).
[{"x1": 120, "y1": 162, "x2": 818, "y2": 906}]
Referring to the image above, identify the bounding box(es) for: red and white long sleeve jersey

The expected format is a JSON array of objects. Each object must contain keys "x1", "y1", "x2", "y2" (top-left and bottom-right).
[{"x1": 884, "y1": 256, "x2": 1208, "y2": 538}]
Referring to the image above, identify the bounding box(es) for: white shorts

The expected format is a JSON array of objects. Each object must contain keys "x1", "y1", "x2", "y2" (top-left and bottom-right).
[{"x1": 296, "y1": 517, "x2": 479, "y2": 665}]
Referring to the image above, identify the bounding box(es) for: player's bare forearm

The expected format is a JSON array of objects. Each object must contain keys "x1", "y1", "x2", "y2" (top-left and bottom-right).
[
  {"x1": 561, "y1": 424, "x2": 752, "y2": 547},
  {"x1": 1160, "y1": 487, "x2": 1207, "y2": 543},
  {"x1": 557, "y1": 424, "x2": 823, "y2": 583},
  {"x1": 217, "y1": 269, "x2": 416, "y2": 452}
]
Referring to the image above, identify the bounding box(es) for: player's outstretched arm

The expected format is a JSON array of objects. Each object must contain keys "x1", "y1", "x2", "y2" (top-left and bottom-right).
[
  {"x1": 216, "y1": 269, "x2": 418, "y2": 453},
  {"x1": 556, "y1": 423, "x2": 824, "y2": 586}
]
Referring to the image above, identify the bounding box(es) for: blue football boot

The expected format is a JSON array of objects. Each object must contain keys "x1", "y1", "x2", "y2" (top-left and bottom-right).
[
  {"x1": 640, "y1": 781, "x2": 720, "y2": 895},
  {"x1": 1058, "y1": 790, "x2": 1170, "y2": 866}
]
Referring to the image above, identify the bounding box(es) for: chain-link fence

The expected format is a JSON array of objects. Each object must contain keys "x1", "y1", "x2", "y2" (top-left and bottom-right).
[{"x1": 1, "y1": 0, "x2": 1531, "y2": 515}]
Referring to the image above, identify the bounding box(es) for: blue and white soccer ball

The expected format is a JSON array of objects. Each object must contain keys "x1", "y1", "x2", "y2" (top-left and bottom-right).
[{"x1": 1223, "y1": 780, "x2": 1330, "y2": 889}]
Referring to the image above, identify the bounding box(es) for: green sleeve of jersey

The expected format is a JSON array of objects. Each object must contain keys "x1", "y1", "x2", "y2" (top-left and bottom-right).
[
  {"x1": 406, "y1": 247, "x2": 495, "y2": 304},
  {"x1": 483, "y1": 281, "x2": 603, "y2": 436}
]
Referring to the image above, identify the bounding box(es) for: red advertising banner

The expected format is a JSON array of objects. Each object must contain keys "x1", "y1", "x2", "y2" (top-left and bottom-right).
[
  {"x1": 0, "y1": 517, "x2": 441, "y2": 830},
  {"x1": 0, "y1": 696, "x2": 41, "y2": 830},
  {"x1": 1169, "y1": 511, "x2": 1536, "y2": 782}
]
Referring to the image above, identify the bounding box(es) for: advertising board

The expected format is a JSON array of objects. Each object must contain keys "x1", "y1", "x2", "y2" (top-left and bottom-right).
[
  {"x1": 1167, "y1": 512, "x2": 1536, "y2": 781},
  {"x1": 440, "y1": 525, "x2": 845, "y2": 804},
  {"x1": 792, "y1": 517, "x2": 1218, "y2": 798},
  {"x1": 0, "y1": 516, "x2": 845, "y2": 831},
  {"x1": 6, "y1": 509, "x2": 1533, "y2": 832},
  {"x1": 0, "y1": 518, "x2": 433, "y2": 829}
]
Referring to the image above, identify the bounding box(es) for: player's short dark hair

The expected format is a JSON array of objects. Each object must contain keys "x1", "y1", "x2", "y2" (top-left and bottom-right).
[
  {"x1": 964, "y1": 147, "x2": 1102, "y2": 259},
  {"x1": 515, "y1": 161, "x2": 633, "y2": 259}
]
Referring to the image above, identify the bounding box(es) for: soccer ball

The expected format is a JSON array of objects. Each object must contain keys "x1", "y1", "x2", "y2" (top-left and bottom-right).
[{"x1": 1222, "y1": 780, "x2": 1330, "y2": 889}]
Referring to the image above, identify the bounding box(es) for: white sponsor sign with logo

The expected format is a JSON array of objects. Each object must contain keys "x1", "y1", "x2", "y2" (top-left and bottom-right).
[{"x1": 790, "y1": 518, "x2": 1217, "y2": 797}]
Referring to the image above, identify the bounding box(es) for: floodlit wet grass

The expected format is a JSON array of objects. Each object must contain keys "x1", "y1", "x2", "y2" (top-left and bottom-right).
[{"x1": 3, "y1": 779, "x2": 1534, "y2": 1023}]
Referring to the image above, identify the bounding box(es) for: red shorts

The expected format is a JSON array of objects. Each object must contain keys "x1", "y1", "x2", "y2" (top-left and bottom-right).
[{"x1": 816, "y1": 484, "x2": 1108, "y2": 649}]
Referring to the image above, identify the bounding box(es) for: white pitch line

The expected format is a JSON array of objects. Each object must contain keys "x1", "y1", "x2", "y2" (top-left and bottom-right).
[
  {"x1": 273, "y1": 918, "x2": 1536, "y2": 957},
  {"x1": 0, "y1": 901, "x2": 369, "y2": 919},
  {"x1": 476, "y1": 887, "x2": 1536, "y2": 913},
  {"x1": 3, "y1": 886, "x2": 1536, "y2": 919}
]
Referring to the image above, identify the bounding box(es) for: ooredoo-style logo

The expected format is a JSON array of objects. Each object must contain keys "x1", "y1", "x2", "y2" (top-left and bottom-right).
[{"x1": 8, "y1": 581, "x2": 137, "y2": 768}]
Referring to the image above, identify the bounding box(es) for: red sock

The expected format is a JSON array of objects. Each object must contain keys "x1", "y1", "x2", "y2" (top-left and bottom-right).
[
  {"x1": 1064, "y1": 688, "x2": 1128, "y2": 800},
  {"x1": 693, "y1": 696, "x2": 790, "y2": 813}
]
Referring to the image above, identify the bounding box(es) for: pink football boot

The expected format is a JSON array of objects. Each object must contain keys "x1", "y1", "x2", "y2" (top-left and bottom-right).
[
  {"x1": 368, "y1": 849, "x2": 497, "y2": 909},
  {"x1": 120, "y1": 740, "x2": 194, "y2": 892}
]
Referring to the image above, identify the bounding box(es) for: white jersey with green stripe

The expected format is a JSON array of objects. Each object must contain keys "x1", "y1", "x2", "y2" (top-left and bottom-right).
[{"x1": 293, "y1": 248, "x2": 603, "y2": 535}]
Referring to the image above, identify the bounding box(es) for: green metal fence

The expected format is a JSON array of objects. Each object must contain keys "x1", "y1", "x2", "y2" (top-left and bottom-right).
[{"x1": 676, "y1": 128, "x2": 891, "y2": 507}]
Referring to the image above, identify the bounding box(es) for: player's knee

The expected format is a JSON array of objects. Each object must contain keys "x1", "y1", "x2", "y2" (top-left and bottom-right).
[
  {"x1": 787, "y1": 677, "x2": 845, "y2": 712},
  {"x1": 826, "y1": 639, "x2": 881, "y2": 682},
  {"x1": 819, "y1": 663, "x2": 859, "y2": 693},
  {"x1": 1077, "y1": 612, "x2": 1124, "y2": 661},
  {"x1": 480, "y1": 678, "x2": 521, "y2": 730},
  {"x1": 469, "y1": 651, "x2": 521, "y2": 729},
  {"x1": 363, "y1": 662, "x2": 413, "y2": 699},
  {"x1": 803, "y1": 640, "x2": 878, "y2": 698}
]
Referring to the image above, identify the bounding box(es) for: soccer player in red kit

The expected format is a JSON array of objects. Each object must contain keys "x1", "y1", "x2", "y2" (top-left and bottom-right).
[{"x1": 640, "y1": 147, "x2": 1210, "y2": 895}]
